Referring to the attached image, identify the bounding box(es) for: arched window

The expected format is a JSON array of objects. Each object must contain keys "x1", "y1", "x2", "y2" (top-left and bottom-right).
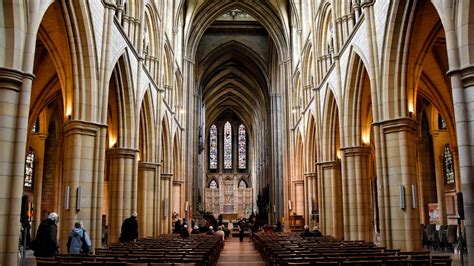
[
  {"x1": 238, "y1": 124, "x2": 247, "y2": 169},
  {"x1": 438, "y1": 114, "x2": 447, "y2": 130},
  {"x1": 24, "y1": 150, "x2": 35, "y2": 188},
  {"x1": 239, "y1": 180, "x2": 247, "y2": 188},
  {"x1": 32, "y1": 118, "x2": 39, "y2": 133},
  {"x1": 224, "y1": 121, "x2": 232, "y2": 169},
  {"x1": 443, "y1": 144, "x2": 455, "y2": 185},
  {"x1": 209, "y1": 180, "x2": 218, "y2": 189},
  {"x1": 209, "y1": 124, "x2": 218, "y2": 169}
]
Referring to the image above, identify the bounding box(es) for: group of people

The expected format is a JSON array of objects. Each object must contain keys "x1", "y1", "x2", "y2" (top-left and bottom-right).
[
  {"x1": 31, "y1": 211, "x2": 139, "y2": 257},
  {"x1": 300, "y1": 224, "x2": 322, "y2": 237},
  {"x1": 31, "y1": 212, "x2": 92, "y2": 257}
]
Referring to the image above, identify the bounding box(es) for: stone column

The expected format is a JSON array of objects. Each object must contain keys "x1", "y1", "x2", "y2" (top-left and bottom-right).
[
  {"x1": 32, "y1": 132, "x2": 48, "y2": 237},
  {"x1": 341, "y1": 146, "x2": 373, "y2": 241},
  {"x1": 430, "y1": 129, "x2": 450, "y2": 224},
  {"x1": 106, "y1": 147, "x2": 138, "y2": 243},
  {"x1": 378, "y1": 117, "x2": 421, "y2": 251},
  {"x1": 317, "y1": 161, "x2": 343, "y2": 238},
  {"x1": 160, "y1": 173, "x2": 173, "y2": 234},
  {"x1": 61, "y1": 120, "x2": 107, "y2": 252},
  {"x1": 447, "y1": 65, "x2": 474, "y2": 263},
  {"x1": 0, "y1": 67, "x2": 34, "y2": 265},
  {"x1": 304, "y1": 172, "x2": 317, "y2": 228},
  {"x1": 138, "y1": 161, "x2": 158, "y2": 237}
]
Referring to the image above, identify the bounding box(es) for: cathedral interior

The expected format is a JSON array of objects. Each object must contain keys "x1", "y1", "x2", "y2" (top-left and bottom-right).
[{"x1": 1, "y1": 0, "x2": 474, "y2": 265}]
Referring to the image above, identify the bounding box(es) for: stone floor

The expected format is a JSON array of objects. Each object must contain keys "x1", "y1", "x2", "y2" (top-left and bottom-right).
[{"x1": 217, "y1": 237, "x2": 265, "y2": 266}]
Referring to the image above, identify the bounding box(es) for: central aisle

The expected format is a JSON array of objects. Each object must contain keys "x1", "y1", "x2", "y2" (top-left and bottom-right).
[{"x1": 217, "y1": 237, "x2": 265, "y2": 265}]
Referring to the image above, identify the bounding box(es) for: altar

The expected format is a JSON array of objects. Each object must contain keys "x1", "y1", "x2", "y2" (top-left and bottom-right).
[{"x1": 204, "y1": 174, "x2": 253, "y2": 217}]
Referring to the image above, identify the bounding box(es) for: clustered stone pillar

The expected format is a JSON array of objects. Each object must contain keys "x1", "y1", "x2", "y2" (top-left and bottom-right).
[
  {"x1": 160, "y1": 173, "x2": 173, "y2": 234},
  {"x1": 378, "y1": 118, "x2": 421, "y2": 251},
  {"x1": 106, "y1": 147, "x2": 138, "y2": 243},
  {"x1": 341, "y1": 146, "x2": 373, "y2": 241},
  {"x1": 318, "y1": 161, "x2": 343, "y2": 239},
  {"x1": 138, "y1": 161, "x2": 159, "y2": 237},
  {"x1": 61, "y1": 120, "x2": 106, "y2": 252},
  {"x1": 304, "y1": 172, "x2": 317, "y2": 228},
  {"x1": 0, "y1": 67, "x2": 34, "y2": 265}
]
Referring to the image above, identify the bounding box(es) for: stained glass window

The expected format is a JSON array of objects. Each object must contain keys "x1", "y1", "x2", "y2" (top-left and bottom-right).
[
  {"x1": 224, "y1": 121, "x2": 232, "y2": 169},
  {"x1": 209, "y1": 180, "x2": 218, "y2": 189},
  {"x1": 239, "y1": 180, "x2": 247, "y2": 188},
  {"x1": 209, "y1": 124, "x2": 218, "y2": 169},
  {"x1": 438, "y1": 114, "x2": 447, "y2": 130},
  {"x1": 443, "y1": 145, "x2": 455, "y2": 185},
  {"x1": 24, "y1": 151, "x2": 35, "y2": 187},
  {"x1": 32, "y1": 118, "x2": 39, "y2": 133},
  {"x1": 238, "y1": 124, "x2": 247, "y2": 169}
]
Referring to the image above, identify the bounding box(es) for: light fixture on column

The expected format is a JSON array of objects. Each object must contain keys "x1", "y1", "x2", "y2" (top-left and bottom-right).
[
  {"x1": 288, "y1": 200, "x2": 292, "y2": 211},
  {"x1": 76, "y1": 186, "x2": 81, "y2": 211},
  {"x1": 185, "y1": 201, "x2": 189, "y2": 212},
  {"x1": 65, "y1": 186, "x2": 70, "y2": 210},
  {"x1": 411, "y1": 184, "x2": 417, "y2": 209},
  {"x1": 400, "y1": 185, "x2": 406, "y2": 209}
]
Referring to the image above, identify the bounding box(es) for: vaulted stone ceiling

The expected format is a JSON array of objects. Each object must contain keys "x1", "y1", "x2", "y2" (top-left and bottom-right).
[{"x1": 197, "y1": 9, "x2": 273, "y2": 135}]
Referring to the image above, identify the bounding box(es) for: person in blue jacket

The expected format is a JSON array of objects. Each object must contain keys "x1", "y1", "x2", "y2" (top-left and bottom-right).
[{"x1": 67, "y1": 222, "x2": 92, "y2": 254}]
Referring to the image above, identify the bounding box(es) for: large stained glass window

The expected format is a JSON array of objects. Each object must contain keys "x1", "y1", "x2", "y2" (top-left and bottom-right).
[
  {"x1": 443, "y1": 144, "x2": 455, "y2": 185},
  {"x1": 238, "y1": 124, "x2": 247, "y2": 169},
  {"x1": 209, "y1": 124, "x2": 218, "y2": 169},
  {"x1": 224, "y1": 121, "x2": 232, "y2": 169},
  {"x1": 24, "y1": 151, "x2": 35, "y2": 187}
]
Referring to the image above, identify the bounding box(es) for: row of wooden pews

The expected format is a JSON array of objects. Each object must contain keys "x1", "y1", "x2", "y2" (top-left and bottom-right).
[
  {"x1": 253, "y1": 233, "x2": 452, "y2": 266},
  {"x1": 36, "y1": 234, "x2": 224, "y2": 266}
]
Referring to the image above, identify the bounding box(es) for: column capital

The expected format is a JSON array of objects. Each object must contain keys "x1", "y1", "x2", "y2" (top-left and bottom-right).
[
  {"x1": 448, "y1": 64, "x2": 474, "y2": 87},
  {"x1": 304, "y1": 172, "x2": 317, "y2": 178},
  {"x1": 138, "y1": 161, "x2": 160, "y2": 170},
  {"x1": 340, "y1": 145, "x2": 372, "y2": 157},
  {"x1": 0, "y1": 67, "x2": 34, "y2": 92},
  {"x1": 161, "y1": 173, "x2": 173, "y2": 180},
  {"x1": 107, "y1": 147, "x2": 139, "y2": 158},
  {"x1": 63, "y1": 120, "x2": 106, "y2": 137},
  {"x1": 316, "y1": 160, "x2": 341, "y2": 168},
  {"x1": 374, "y1": 117, "x2": 417, "y2": 134},
  {"x1": 360, "y1": 0, "x2": 375, "y2": 9}
]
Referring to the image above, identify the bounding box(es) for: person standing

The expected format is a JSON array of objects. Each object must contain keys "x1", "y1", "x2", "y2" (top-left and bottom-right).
[
  {"x1": 238, "y1": 218, "x2": 245, "y2": 242},
  {"x1": 67, "y1": 222, "x2": 91, "y2": 254},
  {"x1": 216, "y1": 226, "x2": 225, "y2": 241},
  {"x1": 227, "y1": 219, "x2": 233, "y2": 239},
  {"x1": 180, "y1": 224, "x2": 190, "y2": 238},
  {"x1": 120, "y1": 212, "x2": 138, "y2": 242},
  {"x1": 32, "y1": 212, "x2": 59, "y2": 257}
]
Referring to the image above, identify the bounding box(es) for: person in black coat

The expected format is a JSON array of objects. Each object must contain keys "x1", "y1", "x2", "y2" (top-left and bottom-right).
[
  {"x1": 32, "y1": 212, "x2": 59, "y2": 257},
  {"x1": 120, "y1": 212, "x2": 138, "y2": 242},
  {"x1": 180, "y1": 224, "x2": 190, "y2": 238},
  {"x1": 238, "y1": 218, "x2": 245, "y2": 242}
]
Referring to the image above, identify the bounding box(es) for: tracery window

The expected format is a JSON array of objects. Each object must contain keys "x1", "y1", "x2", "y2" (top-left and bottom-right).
[
  {"x1": 238, "y1": 124, "x2": 247, "y2": 169},
  {"x1": 224, "y1": 121, "x2": 232, "y2": 169},
  {"x1": 32, "y1": 118, "x2": 39, "y2": 133},
  {"x1": 443, "y1": 144, "x2": 455, "y2": 185},
  {"x1": 24, "y1": 150, "x2": 35, "y2": 188},
  {"x1": 239, "y1": 180, "x2": 247, "y2": 188},
  {"x1": 209, "y1": 180, "x2": 218, "y2": 189},
  {"x1": 209, "y1": 125, "x2": 218, "y2": 169},
  {"x1": 438, "y1": 114, "x2": 447, "y2": 130}
]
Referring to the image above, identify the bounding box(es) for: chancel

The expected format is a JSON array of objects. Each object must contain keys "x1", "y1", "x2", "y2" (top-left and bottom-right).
[{"x1": 1, "y1": 0, "x2": 474, "y2": 265}]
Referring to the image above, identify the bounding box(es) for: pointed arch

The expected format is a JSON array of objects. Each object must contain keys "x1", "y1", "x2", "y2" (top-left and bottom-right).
[
  {"x1": 108, "y1": 54, "x2": 137, "y2": 148},
  {"x1": 185, "y1": 1, "x2": 289, "y2": 61},
  {"x1": 161, "y1": 113, "x2": 171, "y2": 173},
  {"x1": 138, "y1": 88, "x2": 156, "y2": 162},
  {"x1": 343, "y1": 50, "x2": 373, "y2": 147},
  {"x1": 322, "y1": 86, "x2": 341, "y2": 161}
]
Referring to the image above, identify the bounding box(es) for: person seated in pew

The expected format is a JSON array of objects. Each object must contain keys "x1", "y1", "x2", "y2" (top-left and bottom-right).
[
  {"x1": 191, "y1": 225, "x2": 200, "y2": 234},
  {"x1": 300, "y1": 225, "x2": 314, "y2": 237},
  {"x1": 312, "y1": 225, "x2": 322, "y2": 237},
  {"x1": 207, "y1": 226, "x2": 215, "y2": 235},
  {"x1": 180, "y1": 224, "x2": 190, "y2": 238},
  {"x1": 215, "y1": 226, "x2": 225, "y2": 241}
]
